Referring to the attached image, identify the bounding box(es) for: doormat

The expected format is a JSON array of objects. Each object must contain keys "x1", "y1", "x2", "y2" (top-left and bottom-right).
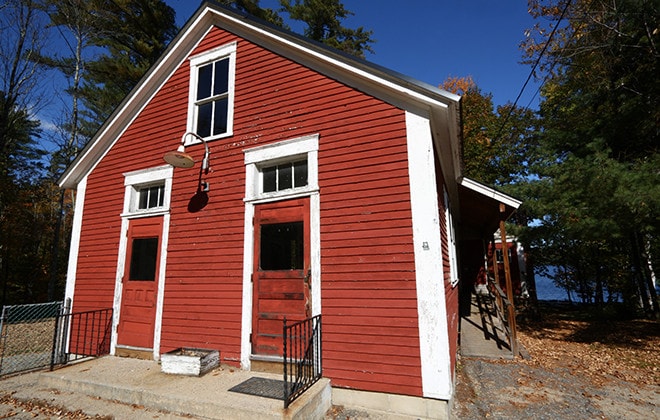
[{"x1": 228, "y1": 377, "x2": 292, "y2": 400}]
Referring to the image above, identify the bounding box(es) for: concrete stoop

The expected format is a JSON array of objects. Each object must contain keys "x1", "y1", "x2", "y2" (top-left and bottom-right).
[{"x1": 37, "y1": 357, "x2": 331, "y2": 420}]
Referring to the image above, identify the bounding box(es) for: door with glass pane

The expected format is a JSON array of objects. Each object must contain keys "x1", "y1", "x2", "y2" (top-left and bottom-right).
[
  {"x1": 117, "y1": 217, "x2": 162, "y2": 349},
  {"x1": 252, "y1": 198, "x2": 310, "y2": 356}
]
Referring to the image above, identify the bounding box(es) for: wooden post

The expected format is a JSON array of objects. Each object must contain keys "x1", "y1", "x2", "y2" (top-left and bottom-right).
[
  {"x1": 499, "y1": 203, "x2": 518, "y2": 357},
  {"x1": 490, "y1": 237, "x2": 499, "y2": 291}
]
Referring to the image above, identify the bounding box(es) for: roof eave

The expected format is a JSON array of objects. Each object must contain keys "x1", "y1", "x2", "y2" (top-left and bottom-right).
[{"x1": 58, "y1": 1, "x2": 461, "y2": 189}]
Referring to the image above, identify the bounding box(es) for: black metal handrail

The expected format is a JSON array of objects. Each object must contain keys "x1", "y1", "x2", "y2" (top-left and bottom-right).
[
  {"x1": 50, "y1": 308, "x2": 113, "y2": 370},
  {"x1": 283, "y1": 315, "x2": 322, "y2": 409}
]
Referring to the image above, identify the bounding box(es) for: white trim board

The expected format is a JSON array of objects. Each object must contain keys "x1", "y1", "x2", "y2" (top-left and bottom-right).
[{"x1": 405, "y1": 110, "x2": 452, "y2": 400}]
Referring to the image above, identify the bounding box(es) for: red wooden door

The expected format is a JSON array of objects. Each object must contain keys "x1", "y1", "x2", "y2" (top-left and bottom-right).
[
  {"x1": 117, "y1": 217, "x2": 162, "y2": 349},
  {"x1": 252, "y1": 198, "x2": 310, "y2": 356}
]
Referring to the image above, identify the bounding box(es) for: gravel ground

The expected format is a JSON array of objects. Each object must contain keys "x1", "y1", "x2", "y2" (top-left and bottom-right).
[{"x1": 451, "y1": 355, "x2": 659, "y2": 419}]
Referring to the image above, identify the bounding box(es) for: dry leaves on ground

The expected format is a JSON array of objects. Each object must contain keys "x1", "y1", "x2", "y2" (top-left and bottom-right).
[{"x1": 516, "y1": 303, "x2": 660, "y2": 388}]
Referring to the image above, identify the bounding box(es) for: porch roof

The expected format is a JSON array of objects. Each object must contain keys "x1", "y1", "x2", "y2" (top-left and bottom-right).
[{"x1": 457, "y1": 177, "x2": 521, "y2": 239}]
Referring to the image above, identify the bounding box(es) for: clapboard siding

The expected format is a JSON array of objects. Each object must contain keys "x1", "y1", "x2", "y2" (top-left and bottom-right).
[{"x1": 72, "y1": 24, "x2": 427, "y2": 397}]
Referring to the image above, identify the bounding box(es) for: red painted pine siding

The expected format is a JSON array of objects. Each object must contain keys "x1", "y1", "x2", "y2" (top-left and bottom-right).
[{"x1": 73, "y1": 26, "x2": 429, "y2": 397}]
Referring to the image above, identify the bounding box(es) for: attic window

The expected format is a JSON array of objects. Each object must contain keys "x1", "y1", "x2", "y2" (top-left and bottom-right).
[{"x1": 188, "y1": 43, "x2": 236, "y2": 141}]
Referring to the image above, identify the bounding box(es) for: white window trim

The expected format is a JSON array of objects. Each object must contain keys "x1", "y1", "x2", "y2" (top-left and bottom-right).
[
  {"x1": 113, "y1": 165, "x2": 173, "y2": 360},
  {"x1": 240, "y1": 134, "x2": 321, "y2": 369},
  {"x1": 444, "y1": 188, "x2": 459, "y2": 288},
  {"x1": 244, "y1": 134, "x2": 319, "y2": 203},
  {"x1": 187, "y1": 42, "x2": 237, "y2": 143},
  {"x1": 121, "y1": 166, "x2": 173, "y2": 218}
]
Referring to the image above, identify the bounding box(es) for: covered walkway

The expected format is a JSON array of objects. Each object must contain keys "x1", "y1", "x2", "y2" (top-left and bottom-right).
[{"x1": 459, "y1": 293, "x2": 516, "y2": 360}]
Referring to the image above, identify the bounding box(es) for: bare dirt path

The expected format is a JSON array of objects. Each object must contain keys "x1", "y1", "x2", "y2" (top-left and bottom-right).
[{"x1": 452, "y1": 303, "x2": 660, "y2": 419}]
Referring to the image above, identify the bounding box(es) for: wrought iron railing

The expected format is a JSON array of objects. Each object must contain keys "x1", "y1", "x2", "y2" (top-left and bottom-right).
[
  {"x1": 283, "y1": 315, "x2": 322, "y2": 409},
  {"x1": 50, "y1": 308, "x2": 113, "y2": 370}
]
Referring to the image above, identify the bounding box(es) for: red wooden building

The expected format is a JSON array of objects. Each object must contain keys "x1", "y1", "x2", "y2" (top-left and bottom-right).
[{"x1": 58, "y1": 3, "x2": 519, "y2": 418}]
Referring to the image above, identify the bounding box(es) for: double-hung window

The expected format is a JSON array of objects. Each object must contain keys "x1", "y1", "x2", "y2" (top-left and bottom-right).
[{"x1": 188, "y1": 42, "x2": 236, "y2": 140}]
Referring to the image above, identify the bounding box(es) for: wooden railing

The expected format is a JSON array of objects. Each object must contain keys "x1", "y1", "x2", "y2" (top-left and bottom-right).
[{"x1": 487, "y1": 276, "x2": 518, "y2": 356}]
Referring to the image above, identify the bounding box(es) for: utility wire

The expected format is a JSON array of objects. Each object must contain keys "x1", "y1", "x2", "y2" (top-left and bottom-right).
[{"x1": 493, "y1": 0, "x2": 573, "y2": 141}]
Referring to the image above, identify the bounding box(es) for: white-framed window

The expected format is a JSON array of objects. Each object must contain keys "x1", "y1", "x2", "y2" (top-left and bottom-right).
[
  {"x1": 137, "y1": 184, "x2": 165, "y2": 210},
  {"x1": 187, "y1": 42, "x2": 237, "y2": 142},
  {"x1": 123, "y1": 166, "x2": 173, "y2": 216},
  {"x1": 244, "y1": 134, "x2": 319, "y2": 202},
  {"x1": 444, "y1": 188, "x2": 459, "y2": 287}
]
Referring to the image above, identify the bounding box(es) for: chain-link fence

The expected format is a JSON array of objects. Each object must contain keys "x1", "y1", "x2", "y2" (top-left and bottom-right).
[{"x1": 0, "y1": 301, "x2": 65, "y2": 376}]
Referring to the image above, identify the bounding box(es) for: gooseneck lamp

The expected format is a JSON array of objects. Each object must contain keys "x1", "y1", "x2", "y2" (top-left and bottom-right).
[{"x1": 163, "y1": 131, "x2": 211, "y2": 191}]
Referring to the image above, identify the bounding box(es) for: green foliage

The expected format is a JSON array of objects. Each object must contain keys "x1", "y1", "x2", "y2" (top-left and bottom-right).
[
  {"x1": 217, "y1": 0, "x2": 284, "y2": 26},
  {"x1": 78, "y1": 0, "x2": 177, "y2": 134},
  {"x1": 280, "y1": 0, "x2": 374, "y2": 58},
  {"x1": 440, "y1": 76, "x2": 538, "y2": 187},
  {"x1": 519, "y1": 0, "x2": 659, "y2": 313},
  {"x1": 222, "y1": 0, "x2": 375, "y2": 58}
]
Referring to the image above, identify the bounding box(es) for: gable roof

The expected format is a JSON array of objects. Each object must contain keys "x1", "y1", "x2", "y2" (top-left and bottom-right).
[
  {"x1": 57, "y1": 1, "x2": 520, "y2": 235},
  {"x1": 58, "y1": 1, "x2": 462, "y2": 189}
]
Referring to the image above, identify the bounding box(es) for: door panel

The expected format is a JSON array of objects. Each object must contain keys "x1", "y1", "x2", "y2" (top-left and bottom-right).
[
  {"x1": 252, "y1": 198, "x2": 310, "y2": 356},
  {"x1": 117, "y1": 217, "x2": 162, "y2": 349}
]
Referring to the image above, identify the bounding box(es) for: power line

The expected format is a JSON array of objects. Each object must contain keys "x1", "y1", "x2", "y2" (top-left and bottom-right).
[{"x1": 492, "y1": 0, "x2": 573, "y2": 141}]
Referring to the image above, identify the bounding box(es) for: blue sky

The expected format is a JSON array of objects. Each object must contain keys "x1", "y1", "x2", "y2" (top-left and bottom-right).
[{"x1": 168, "y1": 0, "x2": 541, "y2": 109}]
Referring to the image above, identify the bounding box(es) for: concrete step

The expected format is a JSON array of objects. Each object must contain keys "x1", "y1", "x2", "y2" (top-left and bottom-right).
[{"x1": 37, "y1": 356, "x2": 331, "y2": 420}]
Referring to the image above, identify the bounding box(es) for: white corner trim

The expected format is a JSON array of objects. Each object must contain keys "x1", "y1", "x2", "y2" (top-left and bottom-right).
[
  {"x1": 405, "y1": 110, "x2": 452, "y2": 399},
  {"x1": 64, "y1": 177, "x2": 88, "y2": 308}
]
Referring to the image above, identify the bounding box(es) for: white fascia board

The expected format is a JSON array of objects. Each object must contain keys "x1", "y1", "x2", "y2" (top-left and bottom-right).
[
  {"x1": 58, "y1": 10, "x2": 215, "y2": 190},
  {"x1": 59, "y1": 3, "x2": 460, "y2": 190},
  {"x1": 459, "y1": 177, "x2": 522, "y2": 209},
  {"x1": 63, "y1": 176, "x2": 87, "y2": 307},
  {"x1": 204, "y1": 7, "x2": 459, "y2": 112}
]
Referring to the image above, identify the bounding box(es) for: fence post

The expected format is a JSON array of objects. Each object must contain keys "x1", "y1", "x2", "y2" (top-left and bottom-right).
[{"x1": 283, "y1": 316, "x2": 289, "y2": 409}]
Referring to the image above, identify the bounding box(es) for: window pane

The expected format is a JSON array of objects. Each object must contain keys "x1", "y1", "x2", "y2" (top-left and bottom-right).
[
  {"x1": 158, "y1": 187, "x2": 164, "y2": 207},
  {"x1": 129, "y1": 237, "x2": 158, "y2": 281},
  {"x1": 212, "y1": 98, "x2": 228, "y2": 135},
  {"x1": 279, "y1": 164, "x2": 292, "y2": 190},
  {"x1": 197, "y1": 102, "x2": 212, "y2": 137},
  {"x1": 293, "y1": 160, "x2": 308, "y2": 187},
  {"x1": 197, "y1": 63, "x2": 212, "y2": 100},
  {"x1": 148, "y1": 186, "x2": 160, "y2": 208},
  {"x1": 213, "y1": 58, "x2": 229, "y2": 95},
  {"x1": 263, "y1": 166, "x2": 276, "y2": 192},
  {"x1": 260, "y1": 222, "x2": 304, "y2": 270},
  {"x1": 138, "y1": 189, "x2": 148, "y2": 209}
]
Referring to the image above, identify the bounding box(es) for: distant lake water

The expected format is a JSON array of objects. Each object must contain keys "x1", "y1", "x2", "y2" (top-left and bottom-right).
[
  {"x1": 532, "y1": 267, "x2": 643, "y2": 302},
  {"x1": 534, "y1": 272, "x2": 575, "y2": 301}
]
